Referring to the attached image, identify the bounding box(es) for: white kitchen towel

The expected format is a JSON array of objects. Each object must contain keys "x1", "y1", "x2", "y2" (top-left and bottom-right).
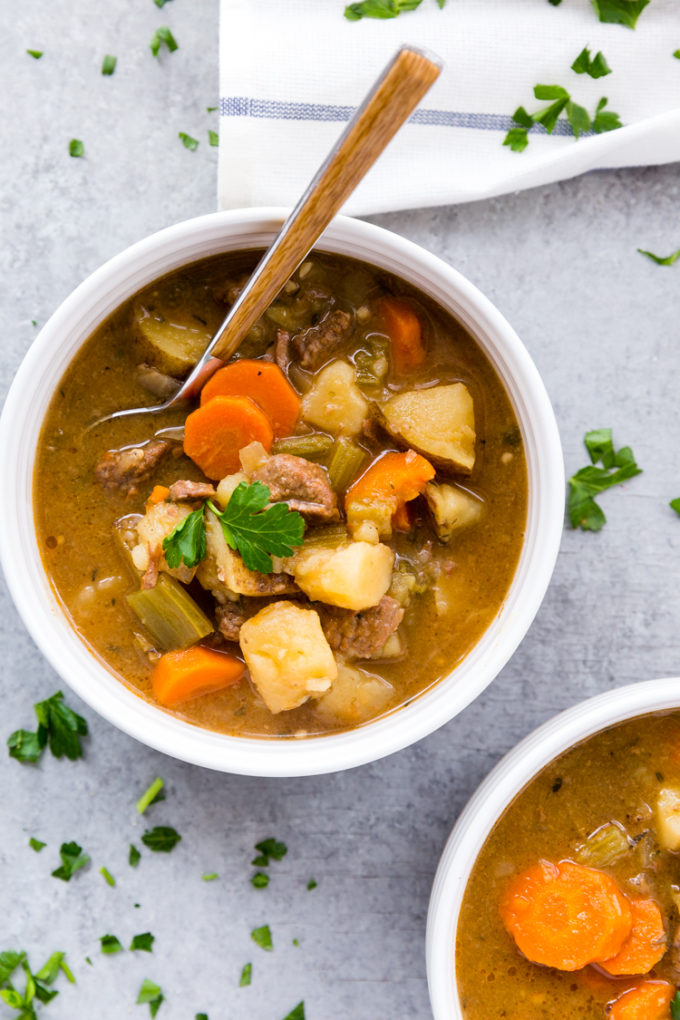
[{"x1": 218, "y1": 0, "x2": 680, "y2": 215}]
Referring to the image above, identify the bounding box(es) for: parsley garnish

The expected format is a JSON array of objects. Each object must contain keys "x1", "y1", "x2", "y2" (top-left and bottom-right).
[
  {"x1": 26, "y1": 50, "x2": 43, "y2": 59},
  {"x1": 250, "y1": 925, "x2": 273, "y2": 951},
  {"x1": 137, "y1": 978, "x2": 164, "y2": 1017},
  {"x1": 129, "y1": 843, "x2": 141, "y2": 867},
  {"x1": 637, "y1": 246, "x2": 680, "y2": 266},
  {"x1": 101, "y1": 54, "x2": 117, "y2": 75},
  {"x1": 69, "y1": 139, "x2": 84, "y2": 158},
  {"x1": 52, "y1": 840, "x2": 90, "y2": 881},
  {"x1": 239, "y1": 963, "x2": 252, "y2": 987},
  {"x1": 29, "y1": 838, "x2": 46, "y2": 852},
  {"x1": 208, "y1": 130, "x2": 219, "y2": 147},
  {"x1": 130, "y1": 933, "x2": 154, "y2": 953},
  {"x1": 592, "y1": 0, "x2": 649, "y2": 28},
  {"x1": 202, "y1": 872, "x2": 218, "y2": 881},
  {"x1": 254, "y1": 837, "x2": 288, "y2": 863},
  {"x1": 100, "y1": 935, "x2": 123, "y2": 954},
  {"x1": 210, "y1": 485, "x2": 304, "y2": 572},
  {"x1": 100, "y1": 866, "x2": 116, "y2": 887},
  {"x1": 571, "y1": 46, "x2": 611, "y2": 78},
  {"x1": 251, "y1": 872, "x2": 269, "y2": 889},
  {"x1": 8, "y1": 691, "x2": 87, "y2": 763},
  {"x1": 137, "y1": 776, "x2": 165, "y2": 814},
  {"x1": 141, "y1": 826, "x2": 181, "y2": 852},
  {"x1": 671, "y1": 990, "x2": 680, "y2": 1020},
  {"x1": 568, "y1": 429, "x2": 642, "y2": 531},
  {"x1": 179, "y1": 132, "x2": 199, "y2": 151},
  {"x1": 504, "y1": 86, "x2": 621, "y2": 151},
  {"x1": 282, "y1": 1004, "x2": 305, "y2": 1020},
  {"x1": 307, "y1": 878, "x2": 317, "y2": 890},
  {"x1": 150, "y1": 27, "x2": 178, "y2": 57},
  {"x1": 162, "y1": 510, "x2": 205, "y2": 568}
]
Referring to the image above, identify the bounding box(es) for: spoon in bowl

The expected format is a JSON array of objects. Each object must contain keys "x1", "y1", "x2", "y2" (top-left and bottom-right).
[{"x1": 92, "y1": 44, "x2": 441, "y2": 429}]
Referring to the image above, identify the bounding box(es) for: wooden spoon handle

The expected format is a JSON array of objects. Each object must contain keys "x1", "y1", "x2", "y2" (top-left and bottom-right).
[{"x1": 209, "y1": 45, "x2": 441, "y2": 363}]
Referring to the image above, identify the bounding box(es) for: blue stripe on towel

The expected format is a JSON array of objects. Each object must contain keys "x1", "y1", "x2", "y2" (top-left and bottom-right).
[{"x1": 220, "y1": 96, "x2": 581, "y2": 137}]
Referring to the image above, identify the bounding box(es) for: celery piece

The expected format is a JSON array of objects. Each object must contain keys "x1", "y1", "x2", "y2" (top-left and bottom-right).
[
  {"x1": 127, "y1": 573, "x2": 213, "y2": 650},
  {"x1": 302, "y1": 524, "x2": 349, "y2": 549},
  {"x1": 272, "y1": 434, "x2": 334, "y2": 462},
  {"x1": 575, "y1": 822, "x2": 630, "y2": 868},
  {"x1": 327, "y1": 438, "x2": 368, "y2": 491}
]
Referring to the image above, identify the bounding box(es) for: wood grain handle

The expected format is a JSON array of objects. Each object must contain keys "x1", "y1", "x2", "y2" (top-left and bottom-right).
[{"x1": 210, "y1": 46, "x2": 442, "y2": 362}]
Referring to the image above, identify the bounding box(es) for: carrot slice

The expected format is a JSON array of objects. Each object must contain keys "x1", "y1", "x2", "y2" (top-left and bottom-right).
[
  {"x1": 598, "y1": 898, "x2": 667, "y2": 976},
  {"x1": 183, "y1": 395, "x2": 273, "y2": 480},
  {"x1": 146, "y1": 485, "x2": 170, "y2": 507},
  {"x1": 499, "y1": 860, "x2": 632, "y2": 971},
  {"x1": 200, "y1": 360, "x2": 300, "y2": 438},
  {"x1": 608, "y1": 979, "x2": 675, "y2": 1020},
  {"x1": 345, "y1": 450, "x2": 435, "y2": 521},
  {"x1": 151, "y1": 646, "x2": 245, "y2": 706},
  {"x1": 379, "y1": 296, "x2": 426, "y2": 374}
]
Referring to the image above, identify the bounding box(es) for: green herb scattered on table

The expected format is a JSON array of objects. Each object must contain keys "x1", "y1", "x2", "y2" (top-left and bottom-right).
[
  {"x1": 196, "y1": 1014, "x2": 209, "y2": 1020},
  {"x1": 307, "y1": 878, "x2": 317, "y2": 890},
  {"x1": 8, "y1": 690, "x2": 88, "y2": 764},
  {"x1": 69, "y1": 139, "x2": 84, "y2": 158},
  {"x1": 130, "y1": 933, "x2": 155, "y2": 953},
  {"x1": 202, "y1": 872, "x2": 218, "y2": 881},
  {"x1": 239, "y1": 962, "x2": 252, "y2": 987},
  {"x1": 129, "y1": 843, "x2": 141, "y2": 867},
  {"x1": 137, "y1": 978, "x2": 164, "y2": 1017},
  {"x1": 26, "y1": 49, "x2": 43, "y2": 59},
  {"x1": 29, "y1": 838, "x2": 46, "y2": 852},
  {"x1": 345, "y1": 0, "x2": 445, "y2": 20},
  {"x1": 0, "y1": 949, "x2": 73, "y2": 1013},
  {"x1": 571, "y1": 46, "x2": 611, "y2": 78},
  {"x1": 251, "y1": 872, "x2": 269, "y2": 889},
  {"x1": 637, "y1": 246, "x2": 680, "y2": 266},
  {"x1": 208, "y1": 130, "x2": 219, "y2": 147},
  {"x1": 206, "y1": 106, "x2": 218, "y2": 112},
  {"x1": 281, "y1": 1003, "x2": 306, "y2": 1020},
  {"x1": 100, "y1": 935, "x2": 123, "y2": 955},
  {"x1": 137, "y1": 776, "x2": 165, "y2": 814},
  {"x1": 592, "y1": 0, "x2": 649, "y2": 29},
  {"x1": 154, "y1": 0, "x2": 173, "y2": 7},
  {"x1": 52, "y1": 841, "x2": 90, "y2": 881},
  {"x1": 150, "y1": 27, "x2": 178, "y2": 57},
  {"x1": 504, "y1": 86, "x2": 621, "y2": 152},
  {"x1": 254, "y1": 837, "x2": 288, "y2": 863},
  {"x1": 568, "y1": 429, "x2": 642, "y2": 531},
  {"x1": 670, "y1": 499, "x2": 680, "y2": 516},
  {"x1": 179, "y1": 132, "x2": 199, "y2": 151},
  {"x1": 250, "y1": 925, "x2": 273, "y2": 951},
  {"x1": 674, "y1": 50, "x2": 680, "y2": 60},
  {"x1": 141, "y1": 826, "x2": 182, "y2": 853},
  {"x1": 101, "y1": 54, "x2": 117, "y2": 75},
  {"x1": 99, "y1": 866, "x2": 116, "y2": 887}
]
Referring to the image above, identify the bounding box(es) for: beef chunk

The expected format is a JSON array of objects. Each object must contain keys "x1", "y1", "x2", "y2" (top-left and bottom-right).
[
  {"x1": 290, "y1": 309, "x2": 352, "y2": 371},
  {"x1": 95, "y1": 440, "x2": 169, "y2": 496},
  {"x1": 318, "y1": 596, "x2": 404, "y2": 658},
  {"x1": 213, "y1": 272, "x2": 249, "y2": 306},
  {"x1": 252, "y1": 454, "x2": 339, "y2": 522},
  {"x1": 167, "y1": 480, "x2": 216, "y2": 501},
  {"x1": 274, "y1": 329, "x2": 290, "y2": 371},
  {"x1": 215, "y1": 601, "x2": 250, "y2": 642}
]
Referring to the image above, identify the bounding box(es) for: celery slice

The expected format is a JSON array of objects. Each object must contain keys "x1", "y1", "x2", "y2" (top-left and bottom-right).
[
  {"x1": 575, "y1": 822, "x2": 630, "y2": 868},
  {"x1": 327, "y1": 438, "x2": 368, "y2": 492},
  {"x1": 272, "y1": 434, "x2": 333, "y2": 462},
  {"x1": 302, "y1": 524, "x2": 349, "y2": 549},
  {"x1": 127, "y1": 573, "x2": 213, "y2": 651}
]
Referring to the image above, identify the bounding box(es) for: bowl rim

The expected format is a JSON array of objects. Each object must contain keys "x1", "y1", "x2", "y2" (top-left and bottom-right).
[
  {"x1": 426, "y1": 676, "x2": 680, "y2": 1020},
  {"x1": 0, "y1": 207, "x2": 564, "y2": 776}
]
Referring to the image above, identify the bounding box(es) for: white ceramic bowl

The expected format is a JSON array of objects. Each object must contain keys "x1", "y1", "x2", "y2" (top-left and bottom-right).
[
  {"x1": 427, "y1": 676, "x2": 680, "y2": 1019},
  {"x1": 0, "y1": 209, "x2": 563, "y2": 777}
]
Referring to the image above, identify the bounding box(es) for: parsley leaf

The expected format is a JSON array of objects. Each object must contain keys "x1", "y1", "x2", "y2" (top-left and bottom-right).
[
  {"x1": 566, "y1": 100, "x2": 591, "y2": 139},
  {"x1": 250, "y1": 925, "x2": 273, "y2": 951},
  {"x1": 137, "y1": 776, "x2": 165, "y2": 814},
  {"x1": 100, "y1": 866, "x2": 116, "y2": 887},
  {"x1": 141, "y1": 826, "x2": 181, "y2": 853},
  {"x1": 196, "y1": 1015, "x2": 209, "y2": 1020},
  {"x1": 137, "y1": 978, "x2": 164, "y2": 1017},
  {"x1": 0, "y1": 952, "x2": 25, "y2": 985},
  {"x1": 35, "y1": 951, "x2": 73, "y2": 985},
  {"x1": 568, "y1": 429, "x2": 641, "y2": 531},
  {"x1": 254, "y1": 837, "x2": 288, "y2": 863},
  {"x1": 239, "y1": 963, "x2": 252, "y2": 987},
  {"x1": 345, "y1": 0, "x2": 422, "y2": 19},
  {"x1": 26, "y1": 50, "x2": 43, "y2": 59},
  {"x1": 674, "y1": 50, "x2": 680, "y2": 60},
  {"x1": 130, "y1": 933, "x2": 154, "y2": 953},
  {"x1": 150, "y1": 26, "x2": 178, "y2": 57},
  {"x1": 592, "y1": 0, "x2": 650, "y2": 28},
  {"x1": 69, "y1": 139, "x2": 84, "y2": 158},
  {"x1": 671, "y1": 990, "x2": 680, "y2": 1020},
  {"x1": 129, "y1": 843, "x2": 141, "y2": 867},
  {"x1": 571, "y1": 46, "x2": 611, "y2": 78},
  {"x1": 100, "y1": 935, "x2": 123, "y2": 954},
  {"x1": 209, "y1": 485, "x2": 304, "y2": 573},
  {"x1": 282, "y1": 1004, "x2": 305, "y2": 1020},
  {"x1": 52, "y1": 840, "x2": 90, "y2": 881},
  {"x1": 162, "y1": 510, "x2": 205, "y2": 568},
  {"x1": 202, "y1": 872, "x2": 218, "y2": 881},
  {"x1": 29, "y1": 838, "x2": 46, "y2": 852},
  {"x1": 251, "y1": 872, "x2": 269, "y2": 889},
  {"x1": 101, "y1": 54, "x2": 117, "y2": 75},
  {"x1": 34, "y1": 690, "x2": 88, "y2": 760},
  {"x1": 307, "y1": 878, "x2": 317, "y2": 890},
  {"x1": 208, "y1": 130, "x2": 219, "y2": 147},
  {"x1": 179, "y1": 132, "x2": 199, "y2": 151},
  {"x1": 637, "y1": 246, "x2": 680, "y2": 266},
  {"x1": 7, "y1": 729, "x2": 44, "y2": 763},
  {"x1": 592, "y1": 96, "x2": 622, "y2": 133}
]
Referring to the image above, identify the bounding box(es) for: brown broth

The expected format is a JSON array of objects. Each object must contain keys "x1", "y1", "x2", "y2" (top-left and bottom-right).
[{"x1": 34, "y1": 250, "x2": 527, "y2": 738}]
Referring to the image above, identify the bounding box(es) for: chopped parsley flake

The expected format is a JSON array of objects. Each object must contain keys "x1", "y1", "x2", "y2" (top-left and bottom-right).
[
  {"x1": 568, "y1": 429, "x2": 641, "y2": 531},
  {"x1": 137, "y1": 978, "x2": 164, "y2": 1017},
  {"x1": 674, "y1": 50, "x2": 680, "y2": 60},
  {"x1": 281, "y1": 1003, "x2": 306, "y2": 1020},
  {"x1": 129, "y1": 843, "x2": 141, "y2": 867},
  {"x1": 202, "y1": 873, "x2": 218, "y2": 882},
  {"x1": 637, "y1": 246, "x2": 680, "y2": 267},
  {"x1": 307, "y1": 878, "x2": 317, "y2": 890},
  {"x1": 29, "y1": 838, "x2": 46, "y2": 852},
  {"x1": 101, "y1": 54, "x2": 117, "y2": 75},
  {"x1": 254, "y1": 838, "x2": 288, "y2": 864},
  {"x1": 130, "y1": 933, "x2": 155, "y2": 953},
  {"x1": 178, "y1": 132, "x2": 199, "y2": 151},
  {"x1": 141, "y1": 826, "x2": 181, "y2": 853},
  {"x1": 504, "y1": 85, "x2": 621, "y2": 152},
  {"x1": 592, "y1": 0, "x2": 649, "y2": 28},
  {"x1": 100, "y1": 866, "x2": 116, "y2": 887},
  {"x1": 251, "y1": 872, "x2": 269, "y2": 889},
  {"x1": 250, "y1": 925, "x2": 273, "y2": 951},
  {"x1": 26, "y1": 50, "x2": 43, "y2": 59},
  {"x1": 670, "y1": 498, "x2": 680, "y2": 516},
  {"x1": 251, "y1": 855, "x2": 268, "y2": 867},
  {"x1": 344, "y1": 0, "x2": 444, "y2": 19},
  {"x1": 196, "y1": 1015, "x2": 209, "y2": 1020},
  {"x1": 52, "y1": 840, "x2": 90, "y2": 881},
  {"x1": 154, "y1": 0, "x2": 173, "y2": 6},
  {"x1": 206, "y1": 106, "x2": 218, "y2": 112},
  {"x1": 208, "y1": 130, "x2": 219, "y2": 147},
  {"x1": 69, "y1": 139, "x2": 84, "y2": 158},
  {"x1": 292, "y1": 938, "x2": 299, "y2": 947},
  {"x1": 150, "y1": 26, "x2": 178, "y2": 57},
  {"x1": 137, "y1": 777, "x2": 165, "y2": 814},
  {"x1": 571, "y1": 46, "x2": 611, "y2": 78},
  {"x1": 239, "y1": 963, "x2": 252, "y2": 987},
  {"x1": 100, "y1": 934, "x2": 123, "y2": 954}
]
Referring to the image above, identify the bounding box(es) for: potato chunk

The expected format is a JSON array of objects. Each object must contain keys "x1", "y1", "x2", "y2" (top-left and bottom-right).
[
  {"x1": 314, "y1": 663, "x2": 393, "y2": 726},
  {"x1": 378, "y1": 383, "x2": 475, "y2": 473},
  {"x1": 290, "y1": 541, "x2": 394, "y2": 611},
  {"x1": 240, "y1": 602, "x2": 337, "y2": 714},
  {"x1": 135, "y1": 502, "x2": 196, "y2": 584},
  {"x1": 656, "y1": 786, "x2": 680, "y2": 850},
  {"x1": 301, "y1": 360, "x2": 368, "y2": 436},
  {"x1": 198, "y1": 511, "x2": 297, "y2": 597},
  {"x1": 133, "y1": 290, "x2": 222, "y2": 376},
  {"x1": 424, "y1": 482, "x2": 484, "y2": 541}
]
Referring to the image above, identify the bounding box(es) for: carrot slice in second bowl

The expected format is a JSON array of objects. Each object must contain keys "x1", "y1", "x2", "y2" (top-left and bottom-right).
[
  {"x1": 200, "y1": 360, "x2": 300, "y2": 438},
  {"x1": 184, "y1": 394, "x2": 273, "y2": 480}
]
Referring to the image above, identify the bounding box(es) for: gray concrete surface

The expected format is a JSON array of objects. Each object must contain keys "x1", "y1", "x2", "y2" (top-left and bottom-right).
[{"x1": 2, "y1": 1, "x2": 680, "y2": 1018}]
